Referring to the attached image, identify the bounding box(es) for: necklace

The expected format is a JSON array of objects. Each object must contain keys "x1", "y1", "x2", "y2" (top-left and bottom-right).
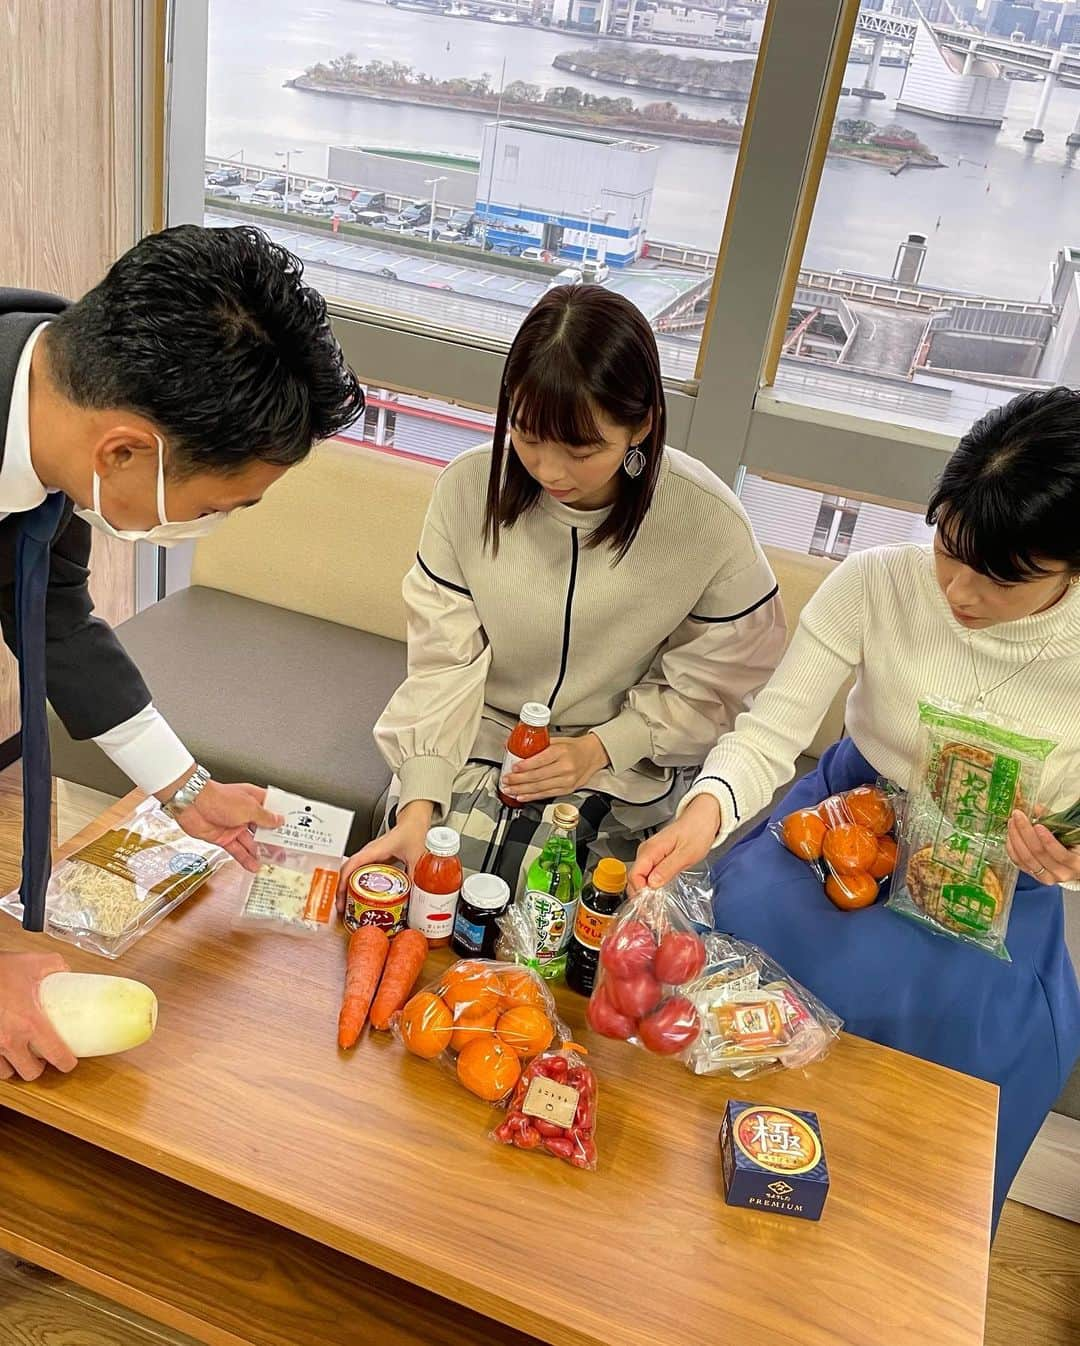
[{"x1": 965, "y1": 632, "x2": 1052, "y2": 709}]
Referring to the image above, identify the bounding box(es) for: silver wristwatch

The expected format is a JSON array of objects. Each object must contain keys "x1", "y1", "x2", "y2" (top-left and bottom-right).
[{"x1": 164, "y1": 764, "x2": 212, "y2": 820}]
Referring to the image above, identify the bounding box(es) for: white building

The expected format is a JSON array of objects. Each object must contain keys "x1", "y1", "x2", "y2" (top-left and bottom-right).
[
  {"x1": 646, "y1": 6, "x2": 723, "y2": 42},
  {"x1": 476, "y1": 121, "x2": 658, "y2": 266},
  {"x1": 1039, "y1": 247, "x2": 1080, "y2": 384},
  {"x1": 896, "y1": 15, "x2": 1011, "y2": 125}
]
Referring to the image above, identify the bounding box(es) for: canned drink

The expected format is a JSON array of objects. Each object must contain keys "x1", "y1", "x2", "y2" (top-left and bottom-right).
[{"x1": 345, "y1": 863, "x2": 410, "y2": 935}]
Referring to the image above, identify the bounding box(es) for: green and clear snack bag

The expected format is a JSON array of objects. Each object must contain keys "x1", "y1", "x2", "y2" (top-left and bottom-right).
[{"x1": 889, "y1": 699, "x2": 1057, "y2": 961}]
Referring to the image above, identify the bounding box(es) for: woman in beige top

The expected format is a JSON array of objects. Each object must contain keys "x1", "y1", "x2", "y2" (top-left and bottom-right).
[{"x1": 342, "y1": 286, "x2": 785, "y2": 891}]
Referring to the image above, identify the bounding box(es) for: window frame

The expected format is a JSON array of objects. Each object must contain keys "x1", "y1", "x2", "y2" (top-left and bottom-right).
[{"x1": 163, "y1": 0, "x2": 956, "y2": 516}]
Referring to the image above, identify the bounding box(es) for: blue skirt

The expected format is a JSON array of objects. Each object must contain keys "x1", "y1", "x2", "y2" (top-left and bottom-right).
[{"x1": 711, "y1": 737, "x2": 1080, "y2": 1231}]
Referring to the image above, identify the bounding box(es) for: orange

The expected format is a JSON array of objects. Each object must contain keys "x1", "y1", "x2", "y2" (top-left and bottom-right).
[
  {"x1": 843, "y1": 786, "x2": 895, "y2": 837},
  {"x1": 822, "y1": 824, "x2": 878, "y2": 875},
  {"x1": 442, "y1": 966, "x2": 503, "y2": 1017},
  {"x1": 450, "y1": 1005, "x2": 500, "y2": 1053},
  {"x1": 781, "y1": 809, "x2": 827, "y2": 862},
  {"x1": 496, "y1": 1005, "x2": 555, "y2": 1058},
  {"x1": 499, "y1": 966, "x2": 550, "y2": 1012},
  {"x1": 869, "y1": 835, "x2": 898, "y2": 880},
  {"x1": 824, "y1": 871, "x2": 879, "y2": 911},
  {"x1": 456, "y1": 1037, "x2": 521, "y2": 1101},
  {"x1": 400, "y1": 992, "x2": 453, "y2": 1059}
]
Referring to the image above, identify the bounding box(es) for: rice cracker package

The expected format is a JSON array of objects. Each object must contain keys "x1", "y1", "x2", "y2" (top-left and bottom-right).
[{"x1": 889, "y1": 699, "x2": 1057, "y2": 960}]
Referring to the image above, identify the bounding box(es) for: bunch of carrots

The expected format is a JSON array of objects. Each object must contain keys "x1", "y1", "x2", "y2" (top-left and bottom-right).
[{"x1": 338, "y1": 927, "x2": 429, "y2": 1049}]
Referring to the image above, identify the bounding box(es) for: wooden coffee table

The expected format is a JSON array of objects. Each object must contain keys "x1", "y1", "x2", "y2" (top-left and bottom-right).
[{"x1": 0, "y1": 796, "x2": 996, "y2": 1346}]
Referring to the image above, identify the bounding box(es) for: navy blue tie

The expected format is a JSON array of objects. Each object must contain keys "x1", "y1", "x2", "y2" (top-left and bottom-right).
[{"x1": 15, "y1": 491, "x2": 66, "y2": 932}]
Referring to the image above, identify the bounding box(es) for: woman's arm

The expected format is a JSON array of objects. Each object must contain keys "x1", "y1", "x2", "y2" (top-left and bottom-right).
[{"x1": 632, "y1": 554, "x2": 866, "y2": 888}]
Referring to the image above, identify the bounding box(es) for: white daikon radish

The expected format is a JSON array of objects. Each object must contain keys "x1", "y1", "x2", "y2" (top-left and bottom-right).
[{"x1": 38, "y1": 972, "x2": 158, "y2": 1058}]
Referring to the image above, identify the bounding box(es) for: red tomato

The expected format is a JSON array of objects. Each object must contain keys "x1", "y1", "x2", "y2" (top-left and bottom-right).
[
  {"x1": 609, "y1": 971, "x2": 663, "y2": 1018},
  {"x1": 653, "y1": 930, "x2": 706, "y2": 986},
  {"x1": 586, "y1": 983, "x2": 637, "y2": 1039},
  {"x1": 638, "y1": 997, "x2": 701, "y2": 1055},
  {"x1": 600, "y1": 919, "x2": 657, "y2": 978}
]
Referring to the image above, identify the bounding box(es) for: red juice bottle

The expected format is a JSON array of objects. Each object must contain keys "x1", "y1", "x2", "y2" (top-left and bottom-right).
[
  {"x1": 409, "y1": 827, "x2": 463, "y2": 948},
  {"x1": 498, "y1": 703, "x2": 552, "y2": 808}
]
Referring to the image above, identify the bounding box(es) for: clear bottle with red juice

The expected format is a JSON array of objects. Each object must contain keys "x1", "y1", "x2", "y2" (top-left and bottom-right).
[
  {"x1": 409, "y1": 827, "x2": 463, "y2": 948},
  {"x1": 498, "y1": 703, "x2": 551, "y2": 808}
]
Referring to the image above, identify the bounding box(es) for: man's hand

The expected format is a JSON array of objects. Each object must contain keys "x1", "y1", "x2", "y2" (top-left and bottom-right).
[
  {"x1": 1008, "y1": 810, "x2": 1080, "y2": 886},
  {"x1": 338, "y1": 801, "x2": 433, "y2": 911},
  {"x1": 503, "y1": 733, "x2": 609, "y2": 804},
  {"x1": 174, "y1": 781, "x2": 282, "y2": 873},
  {"x1": 0, "y1": 952, "x2": 79, "y2": 1081},
  {"x1": 629, "y1": 794, "x2": 722, "y2": 893}
]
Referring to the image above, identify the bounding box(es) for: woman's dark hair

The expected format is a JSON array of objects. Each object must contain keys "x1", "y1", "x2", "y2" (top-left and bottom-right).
[
  {"x1": 926, "y1": 386, "x2": 1080, "y2": 583},
  {"x1": 45, "y1": 224, "x2": 364, "y2": 475},
  {"x1": 484, "y1": 285, "x2": 667, "y2": 562}
]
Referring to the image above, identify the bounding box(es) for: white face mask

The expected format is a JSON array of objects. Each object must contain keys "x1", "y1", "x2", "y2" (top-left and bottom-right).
[{"x1": 75, "y1": 435, "x2": 228, "y2": 548}]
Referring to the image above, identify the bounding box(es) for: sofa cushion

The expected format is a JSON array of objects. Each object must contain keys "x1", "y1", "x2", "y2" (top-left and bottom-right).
[
  {"x1": 48, "y1": 587, "x2": 405, "y2": 848},
  {"x1": 190, "y1": 441, "x2": 443, "y2": 643}
]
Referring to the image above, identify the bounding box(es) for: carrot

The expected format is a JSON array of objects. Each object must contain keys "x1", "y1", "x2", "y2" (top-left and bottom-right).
[
  {"x1": 369, "y1": 929, "x2": 429, "y2": 1031},
  {"x1": 338, "y1": 926, "x2": 390, "y2": 1049}
]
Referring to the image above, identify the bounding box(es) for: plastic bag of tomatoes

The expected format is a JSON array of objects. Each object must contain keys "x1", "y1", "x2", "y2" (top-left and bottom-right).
[
  {"x1": 491, "y1": 1047, "x2": 599, "y2": 1170},
  {"x1": 774, "y1": 783, "x2": 899, "y2": 911},
  {"x1": 393, "y1": 958, "x2": 570, "y2": 1105}
]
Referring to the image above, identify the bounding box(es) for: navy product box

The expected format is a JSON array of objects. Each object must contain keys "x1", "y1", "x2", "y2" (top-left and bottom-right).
[{"x1": 719, "y1": 1100, "x2": 829, "y2": 1221}]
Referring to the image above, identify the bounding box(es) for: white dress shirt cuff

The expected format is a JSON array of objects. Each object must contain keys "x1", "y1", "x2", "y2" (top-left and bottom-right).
[{"x1": 92, "y1": 704, "x2": 195, "y2": 797}]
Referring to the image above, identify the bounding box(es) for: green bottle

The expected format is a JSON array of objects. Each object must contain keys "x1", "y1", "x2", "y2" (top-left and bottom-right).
[{"x1": 524, "y1": 802, "x2": 583, "y2": 981}]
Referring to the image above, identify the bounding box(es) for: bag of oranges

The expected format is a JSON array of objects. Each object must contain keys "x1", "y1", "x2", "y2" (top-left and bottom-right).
[
  {"x1": 774, "y1": 783, "x2": 899, "y2": 911},
  {"x1": 393, "y1": 959, "x2": 570, "y2": 1105},
  {"x1": 491, "y1": 1046, "x2": 599, "y2": 1170}
]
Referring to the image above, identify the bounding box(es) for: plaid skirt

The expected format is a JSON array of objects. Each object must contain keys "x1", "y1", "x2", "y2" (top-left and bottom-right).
[{"x1": 382, "y1": 762, "x2": 691, "y2": 896}]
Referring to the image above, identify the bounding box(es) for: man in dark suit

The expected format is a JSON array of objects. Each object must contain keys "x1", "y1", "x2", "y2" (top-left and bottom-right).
[{"x1": 0, "y1": 224, "x2": 363, "y2": 1080}]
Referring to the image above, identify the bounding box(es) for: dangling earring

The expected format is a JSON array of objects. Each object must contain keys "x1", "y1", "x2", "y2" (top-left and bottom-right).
[
  {"x1": 1071, "y1": 575, "x2": 1080, "y2": 587},
  {"x1": 623, "y1": 444, "x2": 647, "y2": 479}
]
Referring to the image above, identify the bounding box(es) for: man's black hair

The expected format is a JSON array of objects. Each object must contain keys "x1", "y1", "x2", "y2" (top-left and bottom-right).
[
  {"x1": 45, "y1": 224, "x2": 363, "y2": 473},
  {"x1": 927, "y1": 386, "x2": 1080, "y2": 583}
]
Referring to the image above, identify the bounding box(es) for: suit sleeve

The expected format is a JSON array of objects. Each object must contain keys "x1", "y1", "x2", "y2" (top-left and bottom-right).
[{"x1": 0, "y1": 512, "x2": 152, "y2": 740}]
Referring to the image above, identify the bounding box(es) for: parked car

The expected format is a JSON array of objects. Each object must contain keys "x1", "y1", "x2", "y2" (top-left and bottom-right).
[
  {"x1": 300, "y1": 182, "x2": 338, "y2": 206},
  {"x1": 392, "y1": 201, "x2": 433, "y2": 229},
  {"x1": 206, "y1": 185, "x2": 240, "y2": 200},
  {"x1": 297, "y1": 202, "x2": 336, "y2": 218},
  {"x1": 352, "y1": 210, "x2": 391, "y2": 228},
  {"x1": 445, "y1": 208, "x2": 478, "y2": 237},
  {"x1": 207, "y1": 167, "x2": 242, "y2": 186},
  {"x1": 436, "y1": 227, "x2": 467, "y2": 244},
  {"x1": 349, "y1": 191, "x2": 387, "y2": 216},
  {"x1": 580, "y1": 259, "x2": 611, "y2": 284},
  {"x1": 521, "y1": 246, "x2": 556, "y2": 263},
  {"x1": 547, "y1": 266, "x2": 584, "y2": 290},
  {"x1": 252, "y1": 175, "x2": 287, "y2": 205},
  {"x1": 376, "y1": 266, "x2": 398, "y2": 280}
]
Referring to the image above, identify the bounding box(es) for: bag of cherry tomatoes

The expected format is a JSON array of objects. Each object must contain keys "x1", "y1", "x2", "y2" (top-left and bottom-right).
[
  {"x1": 393, "y1": 958, "x2": 570, "y2": 1105},
  {"x1": 491, "y1": 1046, "x2": 598, "y2": 1170},
  {"x1": 773, "y1": 783, "x2": 899, "y2": 911}
]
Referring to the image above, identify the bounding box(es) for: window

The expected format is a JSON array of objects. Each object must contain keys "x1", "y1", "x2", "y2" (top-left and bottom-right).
[
  {"x1": 201, "y1": 0, "x2": 771, "y2": 380},
  {"x1": 765, "y1": 1, "x2": 1080, "y2": 436},
  {"x1": 350, "y1": 387, "x2": 494, "y2": 464}
]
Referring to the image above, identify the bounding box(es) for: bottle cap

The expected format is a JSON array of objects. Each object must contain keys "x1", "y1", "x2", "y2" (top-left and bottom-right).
[
  {"x1": 592, "y1": 858, "x2": 627, "y2": 894},
  {"x1": 425, "y1": 826, "x2": 461, "y2": 858},
  {"x1": 462, "y1": 873, "x2": 511, "y2": 911},
  {"x1": 520, "y1": 703, "x2": 551, "y2": 728},
  {"x1": 552, "y1": 803, "x2": 580, "y2": 829}
]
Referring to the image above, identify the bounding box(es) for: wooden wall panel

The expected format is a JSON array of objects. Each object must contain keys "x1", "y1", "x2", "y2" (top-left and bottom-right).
[{"x1": 0, "y1": 0, "x2": 140, "y2": 740}]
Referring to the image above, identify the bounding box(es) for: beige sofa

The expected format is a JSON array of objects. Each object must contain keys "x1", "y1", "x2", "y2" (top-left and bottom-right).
[{"x1": 48, "y1": 440, "x2": 1078, "y2": 1200}]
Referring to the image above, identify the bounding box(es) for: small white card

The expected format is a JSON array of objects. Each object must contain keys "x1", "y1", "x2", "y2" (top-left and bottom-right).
[{"x1": 254, "y1": 788, "x2": 354, "y2": 858}]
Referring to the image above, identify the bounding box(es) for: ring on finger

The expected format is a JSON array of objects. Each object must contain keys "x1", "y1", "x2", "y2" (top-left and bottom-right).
[{"x1": 1033, "y1": 863, "x2": 1047, "y2": 876}]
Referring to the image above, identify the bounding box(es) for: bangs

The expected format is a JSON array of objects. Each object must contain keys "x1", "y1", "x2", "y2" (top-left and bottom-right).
[
  {"x1": 929, "y1": 496, "x2": 1055, "y2": 585},
  {"x1": 509, "y1": 363, "x2": 605, "y2": 449}
]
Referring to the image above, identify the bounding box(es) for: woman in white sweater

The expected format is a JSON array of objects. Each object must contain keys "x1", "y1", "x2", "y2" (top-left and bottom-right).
[
  {"x1": 344, "y1": 286, "x2": 785, "y2": 893},
  {"x1": 633, "y1": 387, "x2": 1080, "y2": 1232}
]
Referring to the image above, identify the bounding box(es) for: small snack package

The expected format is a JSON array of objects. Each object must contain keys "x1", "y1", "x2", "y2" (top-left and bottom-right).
[
  {"x1": 491, "y1": 1046, "x2": 598, "y2": 1170},
  {"x1": 585, "y1": 885, "x2": 841, "y2": 1078},
  {"x1": 393, "y1": 958, "x2": 570, "y2": 1105},
  {"x1": 236, "y1": 788, "x2": 354, "y2": 936},
  {"x1": 773, "y1": 783, "x2": 898, "y2": 911},
  {"x1": 0, "y1": 798, "x2": 229, "y2": 958},
  {"x1": 889, "y1": 699, "x2": 1057, "y2": 960}
]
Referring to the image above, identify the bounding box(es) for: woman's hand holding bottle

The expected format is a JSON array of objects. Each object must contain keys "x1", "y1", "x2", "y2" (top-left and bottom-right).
[
  {"x1": 502, "y1": 733, "x2": 609, "y2": 803},
  {"x1": 629, "y1": 794, "x2": 722, "y2": 893}
]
